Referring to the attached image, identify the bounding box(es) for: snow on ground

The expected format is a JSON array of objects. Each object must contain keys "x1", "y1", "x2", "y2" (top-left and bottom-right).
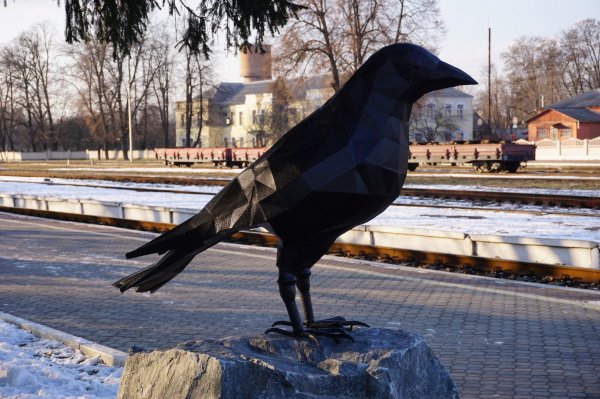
[
  {"x1": 1, "y1": 179, "x2": 599, "y2": 243},
  {"x1": 50, "y1": 167, "x2": 240, "y2": 175},
  {"x1": 0, "y1": 320, "x2": 121, "y2": 399},
  {"x1": 2, "y1": 176, "x2": 600, "y2": 198}
]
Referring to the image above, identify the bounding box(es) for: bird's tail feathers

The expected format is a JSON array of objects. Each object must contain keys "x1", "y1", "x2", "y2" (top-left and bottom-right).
[
  {"x1": 114, "y1": 241, "x2": 215, "y2": 293},
  {"x1": 126, "y1": 225, "x2": 192, "y2": 259}
]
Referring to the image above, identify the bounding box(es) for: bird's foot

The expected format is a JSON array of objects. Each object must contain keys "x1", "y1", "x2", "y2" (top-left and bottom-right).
[
  {"x1": 308, "y1": 316, "x2": 369, "y2": 331},
  {"x1": 265, "y1": 326, "x2": 353, "y2": 343}
]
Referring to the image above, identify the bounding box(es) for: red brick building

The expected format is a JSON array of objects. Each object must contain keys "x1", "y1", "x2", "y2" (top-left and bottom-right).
[{"x1": 526, "y1": 89, "x2": 600, "y2": 141}]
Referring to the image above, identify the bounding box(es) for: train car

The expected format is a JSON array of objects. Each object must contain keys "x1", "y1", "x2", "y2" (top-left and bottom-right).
[
  {"x1": 407, "y1": 142, "x2": 536, "y2": 172},
  {"x1": 155, "y1": 147, "x2": 266, "y2": 168},
  {"x1": 156, "y1": 141, "x2": 536, "y2": 172}
]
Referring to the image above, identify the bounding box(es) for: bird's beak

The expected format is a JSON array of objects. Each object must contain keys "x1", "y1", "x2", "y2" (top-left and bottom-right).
[{"x1": 427, "y1": 60, "x2": 478, "y2": 90}]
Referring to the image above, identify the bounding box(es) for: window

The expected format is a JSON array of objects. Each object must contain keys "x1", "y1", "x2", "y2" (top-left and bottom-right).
[
  {"x1": 239, "y1": 111, "x2": 243, "y2": 125},
  {"x1": 180, "y1": 114, "x2": 184, "y2": 128},
  {"x1": 537, "y1": 127, "x2": 547, "y2": 139},
  {"x1": 231, "y1": 112, "x2": 235, "y2": 125},
  {"x1": 197, "y1": 112, "x2": 201, "y2": 128},
  {"x1": 560, "y1": 128, "x2": 572, "y2": 139},
  {"x1": 457, "y1": 104, "x2": 464, "y2": 119},
  {"x1": 426, "y1": 103, "x2": 435, "y2": 118},
  {"x1": 445, "y1": 104, "x2": 452, "y2": 117},
  {"x1": 550, "y1": 127, "x2": 559, "y2": 140},
  {"x1": 224, "y1": 137, "x2": 229, "y2": 147},
  {"x1": 252, "y1": 110, "x2": 257, "y2": 124},
  {"x1": 232, "y1": 137, "x2": 237, "y2": 148}
]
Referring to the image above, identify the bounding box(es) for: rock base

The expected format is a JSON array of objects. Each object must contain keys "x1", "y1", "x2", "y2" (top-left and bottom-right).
[{"x1": 117, "y1": 328, "x2": 458, "y2": 399}]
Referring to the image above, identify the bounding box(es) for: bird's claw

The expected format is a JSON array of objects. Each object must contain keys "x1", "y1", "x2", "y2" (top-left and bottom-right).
[
  {"x1": 265, "y1": 326, "x2": 354, "y2": 344},
  {"x1": 264, "y1": 327, "x2": 320, "y2": 344},
  {"x1": 308, "y1": 316, "x2": 370, "y2": 331},
  {"x1": 271, "y1": 320, "x2": 293, "y2": 327}
]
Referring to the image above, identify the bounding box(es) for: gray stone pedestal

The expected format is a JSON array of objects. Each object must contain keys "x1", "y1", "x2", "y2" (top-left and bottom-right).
[{"x1": 117, "y1": 328, "x2": 458, "y2": 398}]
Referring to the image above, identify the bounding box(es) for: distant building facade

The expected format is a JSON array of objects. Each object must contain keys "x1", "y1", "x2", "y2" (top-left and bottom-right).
[
  {"x1": 409, "y1": 87, "x2": 474, "y2": 142},
  {"x1": 175, "y1": 46, "x2": 333, "y2": 148},
  {"x1": 526, "y1": 89, "x2": 600, "y2": 141},
  {"x1": 175, "y1": 48, "x2": 474, "y2": 147}
]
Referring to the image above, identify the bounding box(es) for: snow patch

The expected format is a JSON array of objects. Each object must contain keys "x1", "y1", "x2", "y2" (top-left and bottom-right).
[
  {"x1": 0, "y1": 179, "x2": 599, "y2": 243},
  {"x1": 0, "y1": 320, "x2": 121, "y2": 398}
]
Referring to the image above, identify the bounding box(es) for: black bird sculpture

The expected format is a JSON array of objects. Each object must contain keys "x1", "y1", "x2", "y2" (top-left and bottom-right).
[{"x1": 114, "y1": 44, "x2": 476, "y2": 341}]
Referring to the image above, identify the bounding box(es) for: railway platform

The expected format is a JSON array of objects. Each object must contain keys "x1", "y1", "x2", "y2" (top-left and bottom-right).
[{"x1": 1, "y1": 211, "x2": 599, "y2": 398}]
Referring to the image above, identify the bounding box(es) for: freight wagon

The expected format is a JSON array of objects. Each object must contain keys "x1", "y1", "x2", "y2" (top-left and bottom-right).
[
  {"x1": 407, "y1": 142, "x2": 536, "y2": 172},
  {"x1": 155, "y1": 147, "x2": 266, "y2": 168},
  {"x1": 156, "y1": 141, "x2": 536, "y2": 172}
]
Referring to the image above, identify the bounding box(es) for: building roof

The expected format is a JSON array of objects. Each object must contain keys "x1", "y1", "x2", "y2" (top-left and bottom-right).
[
  {"x1": 545, "y1": 88, "x2": 600, "y2": 108},
  {"x1": 554, "y1": 108, "x2": 600, "y2": 122},
  {"x1": 426, "y1": 87, "x2": 473, "y2": 99},
  {"x1": 526, "y1": 107, "x2": 600, "y2": 123},
  {"x1": 209, "y1": 75, "x2": 332, "y2": 105}
]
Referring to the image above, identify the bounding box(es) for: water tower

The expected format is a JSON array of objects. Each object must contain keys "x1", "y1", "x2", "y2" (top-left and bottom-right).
[{"x1": 239, "y1": 45, "x2": 272, "y2": 82}]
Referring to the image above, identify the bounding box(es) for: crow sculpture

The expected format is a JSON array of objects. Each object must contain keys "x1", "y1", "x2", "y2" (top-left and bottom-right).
[{"x1": 114, "y1": 44, "x2": 476, "y2": 341}]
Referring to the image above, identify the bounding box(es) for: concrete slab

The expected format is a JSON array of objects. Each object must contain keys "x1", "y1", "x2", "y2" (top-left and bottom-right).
[{"x1": 1, "y1": 212, "x2": 599, "y2": 398}]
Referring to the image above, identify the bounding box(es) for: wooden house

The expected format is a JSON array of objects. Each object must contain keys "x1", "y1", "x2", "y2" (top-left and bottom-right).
[{"x1": 526, "y1": 89, "x2": 600, "y2": 141}]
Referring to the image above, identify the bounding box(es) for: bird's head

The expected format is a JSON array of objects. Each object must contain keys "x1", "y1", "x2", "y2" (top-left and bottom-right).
[{"x1": 365, "y1": 43, "x2": 477, "y2": 104}]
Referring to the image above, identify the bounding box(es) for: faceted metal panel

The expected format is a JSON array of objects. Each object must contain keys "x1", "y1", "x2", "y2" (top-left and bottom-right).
[{"x1": 115, "y1": 44, "x2": 476, "y2": 299}]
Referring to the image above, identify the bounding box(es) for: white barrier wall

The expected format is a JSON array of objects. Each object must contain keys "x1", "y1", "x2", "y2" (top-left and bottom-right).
[
  {"x1": 1, "y1": 193, "x2": 598, "y2": 269},
  {"x1": 1, "y1": 149, "x2": 156, "y2": 161},
  {"x1": 528, "y1": 137, "x2": 600, "y2": 161},
  {"x1": 3, "y1": 139, "x2": 600, "y2": 162}
]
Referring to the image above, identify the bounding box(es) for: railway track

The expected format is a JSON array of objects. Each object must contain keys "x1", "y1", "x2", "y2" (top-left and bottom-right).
[
  {"x1": 1, "y1": 206, "x2": 599, "y2": 289},
  {"x1": 401, "y1": 188, "x2": 600, "y2": 209},
  {"x1": 3, "y1": 176, "x2": 600, "y2": 211}
]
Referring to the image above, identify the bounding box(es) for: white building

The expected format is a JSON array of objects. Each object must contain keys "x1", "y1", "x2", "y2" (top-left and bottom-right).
[
  {"x1": 175, "y1": 47, "x2": 333, "y2": 148},
  {"x1": 175, "y1": 47, "x2": 474, "y2": 147},
  {"x1": 409, "y1": 87, "x2": 474, "y2": 142}
]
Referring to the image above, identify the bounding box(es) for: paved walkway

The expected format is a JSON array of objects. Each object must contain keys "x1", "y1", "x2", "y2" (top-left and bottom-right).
[{"x1": 1, "y1": 211, "x2": 599, "y2": 398}]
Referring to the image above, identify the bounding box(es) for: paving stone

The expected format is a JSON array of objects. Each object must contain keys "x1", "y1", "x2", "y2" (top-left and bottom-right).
[{"x1": 1, "y1": 212, "x2": 599, "y2": 398}]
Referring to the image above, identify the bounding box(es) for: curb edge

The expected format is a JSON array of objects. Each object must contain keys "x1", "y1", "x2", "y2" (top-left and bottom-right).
[{"x1": 0, "y1": 311, "x2": 126, "y2": 367}]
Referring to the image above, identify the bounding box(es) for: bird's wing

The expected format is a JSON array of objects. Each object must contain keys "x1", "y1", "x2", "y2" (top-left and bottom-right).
[
  {"x1": 127, "y1": 101, "x2": 341, "y2": 260},
  {"x1": 125, "y1": 158, "x2": 281, "y2": 259}
]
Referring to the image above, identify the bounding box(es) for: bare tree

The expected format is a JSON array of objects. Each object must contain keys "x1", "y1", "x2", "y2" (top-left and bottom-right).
[
  {"x1": 0, "y1": 49, "x2": 19, "y2": 151},
  {"x1": 275, "y1": 0, "x2": 444, "y2": 91},
  {"x1": 148, "y1": 24, "x2": 175, "y2": 147},
  {"x1": 501, "y1": 37, "x2": 566, "y2": 123},
  {"x1": 269, "y1": 77, "x2": 295, "y2": 141},
  {"x1": 480, "y1": 18, "x2": 600, "y2": 138},
  {"x1": 275, "y1": 0, "x2": 343, "y2": 91},
  {"x1": 383, "y1": 0, "x2": 445, "y2": 51},
  {"x1": 2, "y1": 25, "x2": 63, "y2": 151},
  {"x1": 65, "y1": 39, "x2": 119, "y2": 157},
  {"x1": 180, "y1": 39, "x2": 214, "y2": 148},
  {"x1": 561, "y1": 19, "x2": 600, "y2": 94}
]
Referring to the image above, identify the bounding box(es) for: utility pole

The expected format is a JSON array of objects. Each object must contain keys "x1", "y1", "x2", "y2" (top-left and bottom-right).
[
  {"x1": 127, "y1": 55, "x2": 134, "y2": 163},
  {"x1": 488, "y1": 27, "x2": 492, "y2": 131}
]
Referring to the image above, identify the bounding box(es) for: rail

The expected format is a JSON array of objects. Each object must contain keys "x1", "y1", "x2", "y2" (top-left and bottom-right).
[{"x1": 2, "y1": 206, "x2": 599, "y2": 287}]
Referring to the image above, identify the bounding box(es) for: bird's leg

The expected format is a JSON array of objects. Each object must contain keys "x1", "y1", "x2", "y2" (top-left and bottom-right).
[
  {"x1": 276, "y1": 270, "x2": 303, "y2": 332},
  {"x1": 296, "y1": 269, "x2": 369, "y2": 331},
  {"x1": 296, "y1": 268, "x2": 315, "y2": 325},
  {"x1": 266, "y1": 269, "x2": 353, "y2": 342}
]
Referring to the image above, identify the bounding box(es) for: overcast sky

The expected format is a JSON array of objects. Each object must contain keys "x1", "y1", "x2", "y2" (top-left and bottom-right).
[{"x1": 0, "y1": 0, "x2": 598, "y2": 83}]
